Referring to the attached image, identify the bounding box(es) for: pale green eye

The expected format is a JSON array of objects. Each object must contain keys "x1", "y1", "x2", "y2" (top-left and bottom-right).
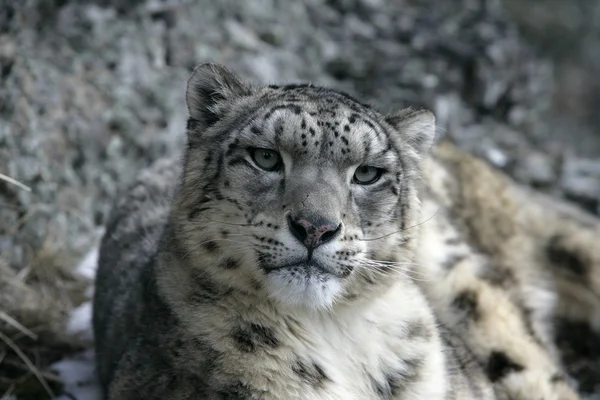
[
  {"x1": 251, "y1": 148, "x2": 282, "y2": 171},
  {"x1": 353, "y1": 165, "x2": 382, "y2": 185}
]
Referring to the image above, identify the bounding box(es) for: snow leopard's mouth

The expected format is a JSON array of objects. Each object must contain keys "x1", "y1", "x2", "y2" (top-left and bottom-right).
[
  {"x1": 262, "y1": 257, "x2": 352, "y2": 279},
  {"x1": 263, "y1": 259, "x2": 345, "y2": 309},
  {"x1": 265, "y1": 259, "x2": 329, "y2": 273}
]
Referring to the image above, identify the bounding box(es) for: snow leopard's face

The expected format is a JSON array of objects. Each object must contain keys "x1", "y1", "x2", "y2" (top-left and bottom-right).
[{"x1": 175, "y1": 64, "x2": 434, "y2": 310}]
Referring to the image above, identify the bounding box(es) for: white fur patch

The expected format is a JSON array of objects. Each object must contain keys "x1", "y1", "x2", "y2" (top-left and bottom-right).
[{"x1": 264, "y1": 268, "x2": 343, "y2": 310}]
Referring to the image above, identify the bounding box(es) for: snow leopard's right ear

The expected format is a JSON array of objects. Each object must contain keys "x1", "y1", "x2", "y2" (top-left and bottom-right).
[
  {"x1": 385, "y1": 108, "x2": 436, "y2": 157},
  {"x1": 186, "y1": 63, "x2": 251, "y2": 131}
]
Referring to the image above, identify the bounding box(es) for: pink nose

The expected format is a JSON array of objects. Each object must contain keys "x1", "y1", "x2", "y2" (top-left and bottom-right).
[{"x1": 287, "y1": 215, "x2": 342, "y2": 251}]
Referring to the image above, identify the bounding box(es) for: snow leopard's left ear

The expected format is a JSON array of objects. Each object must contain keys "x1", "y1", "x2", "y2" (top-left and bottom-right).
[
  {"x1": 186, "y1": 63, "x2": 251, "y2": 131},
  {"x1": 385, "y1": 108, "x2": 436, "y2": 157}
]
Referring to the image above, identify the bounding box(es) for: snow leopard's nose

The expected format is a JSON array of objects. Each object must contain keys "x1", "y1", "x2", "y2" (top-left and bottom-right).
[{"x1": 287, "y1": 215, "x2": 342, "y2": 252}]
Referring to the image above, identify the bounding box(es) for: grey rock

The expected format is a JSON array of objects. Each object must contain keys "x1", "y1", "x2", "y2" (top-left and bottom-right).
[
  {"x1": 561, "y1": 157, "x2": 600, "y2": 212},
  {"x1": 516, "y1": 151, "x2": 557, "y2": 187}
]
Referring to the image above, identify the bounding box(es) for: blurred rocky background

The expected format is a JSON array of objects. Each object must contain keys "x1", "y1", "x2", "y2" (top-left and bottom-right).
[{"x1": 0, "y1": 0, "x2": 599, "y2": 398}]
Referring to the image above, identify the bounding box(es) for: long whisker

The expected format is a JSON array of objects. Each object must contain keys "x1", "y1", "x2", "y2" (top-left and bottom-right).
[
  {"x1": 355, "y1": 261, "x2": 433, "y2": 282},
  {"x1": 359, "y1": 206, "x2": 441, "y2": 242},
  {"x1": 354, "y1": 264, "x2": 433, "y2": 282},
  {"x1": 359, "y1": 259, "x2": 429, "y2": 275}
]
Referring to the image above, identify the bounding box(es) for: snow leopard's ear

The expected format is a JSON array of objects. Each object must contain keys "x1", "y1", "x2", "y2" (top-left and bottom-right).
[
  {"x1": 186, "y1": 63, "x2": 251, "y2": 131},
  {"x1": 385, "y1": 108, "x2": 436, "y2": 157}
]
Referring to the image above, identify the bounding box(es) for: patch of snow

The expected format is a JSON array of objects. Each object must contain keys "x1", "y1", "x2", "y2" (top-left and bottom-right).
[
  {"x1": 51, "y1": 350, "x2": 101, "y2": 400},
  {"x1": 76, "y1": 235, "x2": 102, "y2": 280},
  {"x1": 67, "y1": 301, "x2": 94, "y2": 343}
]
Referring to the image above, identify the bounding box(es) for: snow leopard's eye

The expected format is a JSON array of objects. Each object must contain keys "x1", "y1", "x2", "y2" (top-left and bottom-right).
[
  {"x1": 353, "y1": 165, "x2": 382, "y2": 185},
  {"x1": 250, "y1": 148, "x2": 282, "y2": 171}
]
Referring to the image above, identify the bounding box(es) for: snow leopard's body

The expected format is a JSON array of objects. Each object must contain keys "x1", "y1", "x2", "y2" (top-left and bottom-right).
[{"x1": 93, "y1": 64, "x2": 598, "y2": 399}]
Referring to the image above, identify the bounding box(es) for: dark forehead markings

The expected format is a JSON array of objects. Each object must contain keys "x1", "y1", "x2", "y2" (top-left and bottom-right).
[
  {"x1": 361, "y1": 118, "x2": 385, "y2": 141},
  {"x1": 362, "y1": 141, "x2": 372, "y2": 162},
  {"x1": 268, "y1": 83, "x2": 311, "y2": 90},
  {"x1": 263, "y1": 104, "x2": 302, "y2": 120},
  {"x1": 267, "y1": 84, "x2": 374, "y2": 115},
  {"x1": 345, "y1": 112, "x2": 386, "y2": 143},
  {"x1": 275, "y1": 124, "x2": 284, "y2": 137}
]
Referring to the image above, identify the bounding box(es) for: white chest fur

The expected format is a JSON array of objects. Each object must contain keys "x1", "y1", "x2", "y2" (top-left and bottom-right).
[{"x1": 265, "y1": 282, "x2": 449, "y2": 400}]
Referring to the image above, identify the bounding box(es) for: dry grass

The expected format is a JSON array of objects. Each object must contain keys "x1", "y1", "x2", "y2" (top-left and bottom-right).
[{"x1": 0, "y1": 236, "x2": 90, "y2": 399}]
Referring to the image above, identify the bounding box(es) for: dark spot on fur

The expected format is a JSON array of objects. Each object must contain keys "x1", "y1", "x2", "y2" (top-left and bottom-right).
[
  {"x1": 339, "y1": 263, "x2": 354, "y2": 277},
  {"x1": 203, "y1": 241, "x2": 219, "y2": 253},
  {"x1": 248, "y1": 277, "x2": 262, "y2": 291},
  {"x1": 231, "y1": 323, "x2": 279, "y2": 352},
  {"x1": 223, "y1": 258, "x2": 240, "y2": 269},
  {"x1": 188, "y1": 276, "x2": 223, "y2": 304},
  {"x1": 372, "y1": 358, "x2": 423, "y2": 398},
  {"x1": 452, "y1": 290, "x2": 479, "y2": 320},
  {"x1": 292, "y1": 359, "x2": 329, "y2": 387},
  {"x1": 250, "y1": 126, "x2": 261, "y2": 135},
  {"x1": 405, "y1": 321, "x2": 431, "y2": 340},
  {"x1": 215, "y1": 381, "x2": 254, "y2": 399},
  {"x1": 442, "y1": 236, "x2": 461, "y2": 246},
  {"x1": 442, "y1": 254, "x2": 466, "y2": 270},
  {"x1": 546, "y1": 234, "x2": 588, "y2": 277},
  {"x1": 344, "y1": 292, "x2": 358, "y2": 301},
  {"x1": 550, "y1": 373, "x2": 566, "y2": 383},
  {"x1": 188, "y1": 207, "x2": 211, "y2": 220},
  {"x1": 186, "y1": 117, "x2": 200, "y2": 131},
  {"x1": 486, "y1": 351, "x2": 524, "y2": 382},
  {"x1": 480, "y1": 264, "x2": 516, "y2": 288},
  {"x1": 275, "y1": 124, "x2": 284, "y2": 136}
]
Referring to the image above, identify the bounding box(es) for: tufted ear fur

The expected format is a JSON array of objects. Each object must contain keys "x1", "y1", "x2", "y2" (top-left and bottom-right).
[
  {"x1": 385, "y1": 108, "x2": 436, "y2": 157},
  {"x1": 186, "y1": 63, "x2": 250, "y2": 131}
]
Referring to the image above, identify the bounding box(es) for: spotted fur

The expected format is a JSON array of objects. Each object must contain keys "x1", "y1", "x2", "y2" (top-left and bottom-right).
[{"x1": 93, "y1": 63, "x2": 599, "y2": 400}]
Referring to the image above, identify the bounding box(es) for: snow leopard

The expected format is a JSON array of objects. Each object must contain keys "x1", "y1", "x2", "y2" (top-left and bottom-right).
[{"x1": 93, "y1": 63, "x2": 597, "y2": 399}]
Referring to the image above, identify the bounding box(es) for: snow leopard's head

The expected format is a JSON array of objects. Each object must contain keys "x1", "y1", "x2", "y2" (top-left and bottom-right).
[{"x1": 174, "y1": 63, "x2": 435, "y2": 310}]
